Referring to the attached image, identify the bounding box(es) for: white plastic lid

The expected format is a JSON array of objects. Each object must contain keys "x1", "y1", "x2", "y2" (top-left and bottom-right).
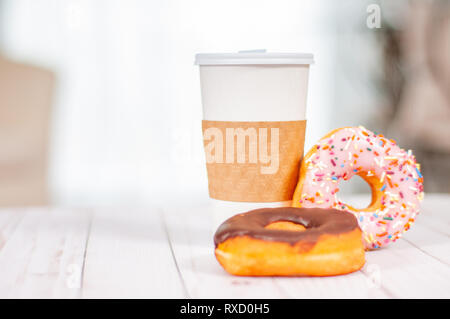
[{"x1": 195, "y1": 49, "x2": 314, "y2": 65}]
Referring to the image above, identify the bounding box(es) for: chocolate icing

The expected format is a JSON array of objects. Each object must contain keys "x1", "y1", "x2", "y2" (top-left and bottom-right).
[{"x1": 214, "y1": 207, "x2": 359, "y2": 247}]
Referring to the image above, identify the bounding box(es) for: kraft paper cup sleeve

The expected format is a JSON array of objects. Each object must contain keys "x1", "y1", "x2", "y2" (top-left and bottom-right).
[{"x1": 202, "y1": 120, "x2": 306, "y2": 202}]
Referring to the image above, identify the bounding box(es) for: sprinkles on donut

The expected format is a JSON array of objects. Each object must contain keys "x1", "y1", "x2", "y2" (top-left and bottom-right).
[{"x1": 293, "y1": 126, "x2": 424, "y2": 249}]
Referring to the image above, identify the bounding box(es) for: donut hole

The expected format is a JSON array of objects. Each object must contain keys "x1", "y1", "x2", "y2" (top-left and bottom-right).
[
  {"x1": 265, "y1": 221, "x2": 306, "y2": 232},
  {"x1": 338, "y1": 175, "x2": 372, "y2": 209}
]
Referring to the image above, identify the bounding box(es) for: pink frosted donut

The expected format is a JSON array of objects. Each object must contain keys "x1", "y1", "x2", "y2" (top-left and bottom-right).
[{"x1": 292, "y1": 126, "x2": 424, "y2": 249}]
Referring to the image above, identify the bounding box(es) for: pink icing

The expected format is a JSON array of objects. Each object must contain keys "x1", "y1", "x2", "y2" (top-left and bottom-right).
[{"x1": 298, "y1": 126, "x2": 424, "y2": 249}]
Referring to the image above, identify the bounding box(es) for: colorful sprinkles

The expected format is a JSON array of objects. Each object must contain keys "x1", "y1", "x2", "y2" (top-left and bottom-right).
[{"x1": 295, "y1": 126, "x2": 424, "y2": 249}]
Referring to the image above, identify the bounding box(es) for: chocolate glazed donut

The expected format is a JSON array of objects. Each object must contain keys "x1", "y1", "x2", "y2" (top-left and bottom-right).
[{"x1": 214, "y1": 207, "x2": 365, "y2": 277}]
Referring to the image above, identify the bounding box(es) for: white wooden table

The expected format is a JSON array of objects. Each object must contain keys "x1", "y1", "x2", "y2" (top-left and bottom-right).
[{"x1": 0, "y1": 194, "x2": 449, "y2": 299}]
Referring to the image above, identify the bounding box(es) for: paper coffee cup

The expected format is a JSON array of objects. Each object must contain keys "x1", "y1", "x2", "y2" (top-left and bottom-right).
[{"x1": 195, "y1": 50, "x2": 314, "y2": 229}]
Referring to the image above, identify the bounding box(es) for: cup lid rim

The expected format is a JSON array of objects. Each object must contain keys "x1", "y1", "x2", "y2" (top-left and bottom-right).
[{"x1": 195, "y1": 50, "x2": 314, "y2": 65}]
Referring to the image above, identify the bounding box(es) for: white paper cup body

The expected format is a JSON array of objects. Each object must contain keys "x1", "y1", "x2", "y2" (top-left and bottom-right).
[
  {"x1": 200, "y1": 65, "x2": 310, "y2": 122},
  {"x1": 196, "y1": 53, "x2": 313, "y2": 229}
]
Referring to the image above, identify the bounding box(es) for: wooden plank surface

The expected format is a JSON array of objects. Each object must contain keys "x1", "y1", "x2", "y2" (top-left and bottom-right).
[
  {"x1": 0, "y1": 208, "x2": 91, "y2": 298},
  {"x1": 163, "y1": 204, "x2": 390, "y2": 298},
  {"x1": 0, "y1": 194, "x2": 448, "y2": 298},
  {"x1": 343, "y1": 194, "x2": 450, "y2": 298},
  {"x1": 81, "y1": 207, "x2": 185, "y2": 298},
  {"x1": 164, "y1": 195, "x2": 450, "y2": 299},
  {"x1": 164, "y1": 205, "x2": 290, "y2": 299}
]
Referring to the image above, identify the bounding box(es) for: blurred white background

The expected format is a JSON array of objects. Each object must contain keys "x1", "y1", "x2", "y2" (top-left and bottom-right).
[
  {"x1": 0, "y1": 0, "x2": 341, "y2": 206},
  {"x1": 0, "y1": 0, "x2": 448, "y2": 207}
]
